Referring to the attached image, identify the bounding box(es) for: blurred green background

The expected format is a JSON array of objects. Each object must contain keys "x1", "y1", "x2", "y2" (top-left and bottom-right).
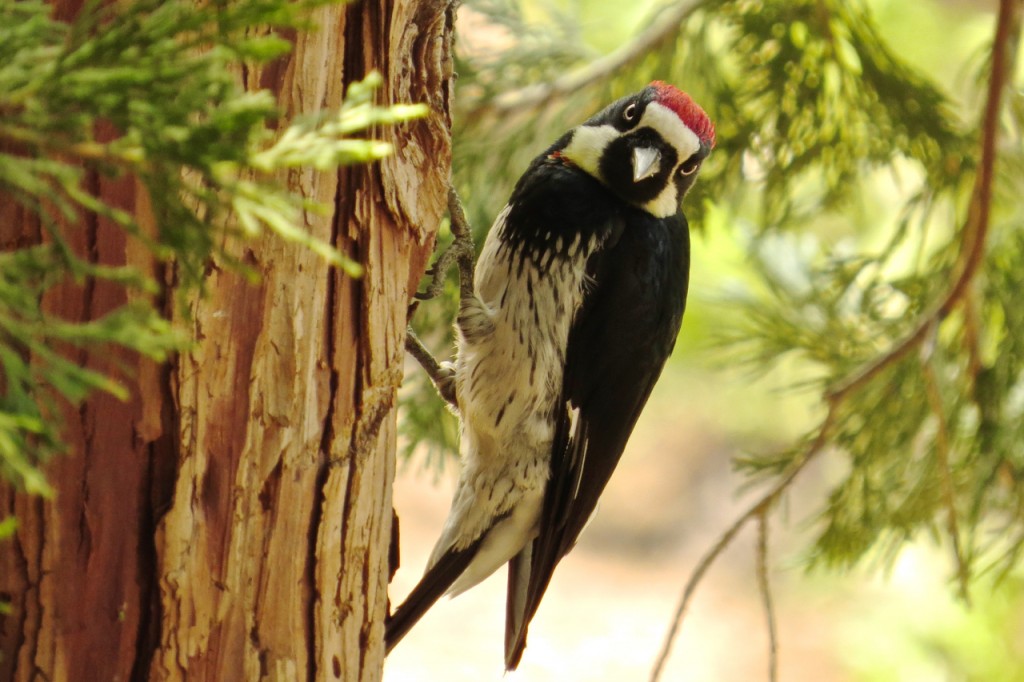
[{"x1": 395, "y1": 0, "x2": 1024, "y2": 678}]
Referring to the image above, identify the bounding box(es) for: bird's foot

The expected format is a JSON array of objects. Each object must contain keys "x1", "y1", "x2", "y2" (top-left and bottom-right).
[{"x1": 405, "y1": 328, "x2": 458, "y2": 408}]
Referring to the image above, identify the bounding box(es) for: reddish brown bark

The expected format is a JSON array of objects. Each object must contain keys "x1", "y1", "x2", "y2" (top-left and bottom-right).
[{"x1": 0, "y1": 1, "x2": 453, "y2": 680}]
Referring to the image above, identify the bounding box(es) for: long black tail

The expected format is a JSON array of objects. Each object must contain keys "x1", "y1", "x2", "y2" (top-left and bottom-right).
[{"x1": 385, "y1": 538, "x2": 482, "y2": 653}]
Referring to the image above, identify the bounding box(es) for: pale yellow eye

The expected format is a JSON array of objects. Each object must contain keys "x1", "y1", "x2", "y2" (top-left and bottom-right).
[
  {"x1": 623, "y1": 103, "x2": 637, "y2": 122},
  {"x1": 678, "y1": 155, "x2": 700, "y2": 176}
]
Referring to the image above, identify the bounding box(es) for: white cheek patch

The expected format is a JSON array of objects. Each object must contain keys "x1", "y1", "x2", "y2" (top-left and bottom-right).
[
  {"x1": 562, "y1": 124, "x2": 618, "y2": 177},
  {"x1": 641, "y1": 102, "x2": 701, "y2": 166},
  {"x1": 643, "y1": 184, "x2": 679, "y2": 219}
]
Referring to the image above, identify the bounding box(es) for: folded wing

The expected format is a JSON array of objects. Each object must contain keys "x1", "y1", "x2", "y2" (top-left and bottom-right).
[{"x1": 504, "y1": 210, "x2": 690, "y2": 670}]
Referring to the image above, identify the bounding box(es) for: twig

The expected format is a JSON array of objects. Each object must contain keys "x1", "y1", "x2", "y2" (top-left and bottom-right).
[
  {"x1": 446, "y1": 187, "x2": 477, "y2": 301},
  {"x1": 649, "y1": 407, "x2": 837, "y2": 682},
  {"x1": 942, "y1": 0, "x2": 1021, "y2": 312},
  {"x1": 648, "y1": 500, "x2": 755, "y2": 682},
  {"x1": 962, "y1": 289, "x2": 984, "y2": 388},
  {"x1": 406, "y1": 187, "x2": 478, "y2": 408},
  {"x1": 756, "y1": 511, "x2": 778, "y2": 682},
  {"x1": 464, "y1": 0, "x2": 703, "y2": 116},
  {"x1": 413, "y1": 236, "x2": 461, "y2": 301},
  {"x1": 413, "y1": 188, "x2": 476, "y2": 301},
  {"x1": 921, "y1": 348, "x2": 971, "y2": 605}
]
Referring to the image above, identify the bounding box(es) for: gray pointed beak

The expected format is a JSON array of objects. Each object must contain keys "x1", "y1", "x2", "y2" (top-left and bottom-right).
[{"x1": 632, "y1": 146, "x2": 661, "y2": 182}]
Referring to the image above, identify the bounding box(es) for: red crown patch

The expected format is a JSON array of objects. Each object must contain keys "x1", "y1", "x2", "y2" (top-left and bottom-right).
[{"x1": 650, "y1": 81, "x2": 716, "y2": 148}]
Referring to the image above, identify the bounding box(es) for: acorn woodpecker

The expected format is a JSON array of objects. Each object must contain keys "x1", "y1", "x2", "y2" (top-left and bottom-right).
[{"x1": 388, "y1": 82, "x2": 715, "y2": 669}]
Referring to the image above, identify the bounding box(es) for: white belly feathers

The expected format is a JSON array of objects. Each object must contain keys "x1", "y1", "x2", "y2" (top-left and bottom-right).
[{"x1": 423, "y1": 203, "x2": 602, "y2": 591}]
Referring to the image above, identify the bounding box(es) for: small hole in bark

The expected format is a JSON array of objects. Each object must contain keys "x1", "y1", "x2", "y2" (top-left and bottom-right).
[{"x1": 332, "y1": 655, "x2": 341, "y2": 677}]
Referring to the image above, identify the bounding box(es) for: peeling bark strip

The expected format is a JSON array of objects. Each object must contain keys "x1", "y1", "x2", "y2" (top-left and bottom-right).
[{"x1": 0, "y1": 1, "x2": 452, "y2": 681}]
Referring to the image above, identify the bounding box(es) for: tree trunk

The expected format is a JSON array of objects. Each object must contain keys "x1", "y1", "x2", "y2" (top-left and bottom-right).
[{"x1": 0, "y1": 1, "x2": 453, "y2": 680}]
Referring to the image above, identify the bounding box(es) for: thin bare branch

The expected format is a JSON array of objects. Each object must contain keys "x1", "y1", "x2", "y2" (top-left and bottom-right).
[
  {"x1": 756, "y1": 511, "x2": 778, "y2": 682},
  {"x1": 648, "y1": 500, "x2": 753, "y2": 682},
  {"x1": 962, "y1": 289, "x2": 984, "y2": 388},
  {"x1": 413, "y1": 188, "x2": 477, "y2": 302},
  {"x1": 649, "y1": 407, "x2": 837, "y2": 682},
  {"x1": 405, "y1": 329, "x2": 457, "y2": 408},
  {"x1": 447, "y1": 187, "x2": 477, "y2": 301},
  {"x1": 921, "y1": 350, "x2": 971, "y2": 604},
  {"x1": 942, "y1": 0, "x2": 1022, "y2": 313},
  {"x1": 406, "y1": 187, "x2": 477, "y2": 408},
  {"x1": 465, "y1": 0, "x2": 704, "y2": 116}
]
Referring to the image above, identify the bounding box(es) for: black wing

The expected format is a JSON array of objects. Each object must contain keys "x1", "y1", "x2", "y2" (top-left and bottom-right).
[
  {"x1": 385, "y1": 536, "x2": 484, "y2": 653},
  {"x1": 505, "y1": 208, "x2": 691, "y2": 669}
]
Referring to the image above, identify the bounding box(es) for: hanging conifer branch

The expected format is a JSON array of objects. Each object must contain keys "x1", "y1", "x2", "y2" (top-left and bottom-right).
[
  {"x1": 651, "y1": 2, "x2": 1022, "y2": 677},
  {"x1": 826, "y1": 0, "x2": 1021, "y2": 405}
]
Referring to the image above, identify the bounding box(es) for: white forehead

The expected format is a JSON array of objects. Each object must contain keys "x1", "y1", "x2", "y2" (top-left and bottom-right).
[
  {"x1": 640, "y1": 101, "x2": 701, "y2": 164},
  {"x1": 561, "y1": 124, "x2": 616, "y2": 177}
]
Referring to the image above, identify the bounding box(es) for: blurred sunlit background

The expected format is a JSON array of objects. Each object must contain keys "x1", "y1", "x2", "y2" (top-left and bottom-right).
[{"x1": 390, "y1": 0, "x2": 1024, "y2": 679}]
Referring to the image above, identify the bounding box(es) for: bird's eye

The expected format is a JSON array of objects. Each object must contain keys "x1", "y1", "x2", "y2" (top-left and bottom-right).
[
  {"x1": 622, "y1": 103, "x2": 638, "y2": 122},
  {"x1": 678, "y1": 155, "x2": 701, "y2": 176}
]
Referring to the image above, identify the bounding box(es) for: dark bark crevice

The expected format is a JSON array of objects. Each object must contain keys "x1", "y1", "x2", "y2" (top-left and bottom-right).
[{"x1": 130, "y1": 346, "x2": 180, "y2": 682}]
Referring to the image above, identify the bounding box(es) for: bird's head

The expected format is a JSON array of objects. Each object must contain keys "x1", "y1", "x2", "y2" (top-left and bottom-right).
[{"x1": 559, "y1": 82, "x2": 715, "y2": 218}]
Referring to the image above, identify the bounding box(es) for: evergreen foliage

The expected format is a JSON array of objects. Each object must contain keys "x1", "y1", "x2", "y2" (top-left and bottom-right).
[
  {"x1": 0, "y1": 0, "x2": 425, "y2": 496},
  {"x1": 404, "y1": 0, "x2": 1024, "y2": 601}
]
